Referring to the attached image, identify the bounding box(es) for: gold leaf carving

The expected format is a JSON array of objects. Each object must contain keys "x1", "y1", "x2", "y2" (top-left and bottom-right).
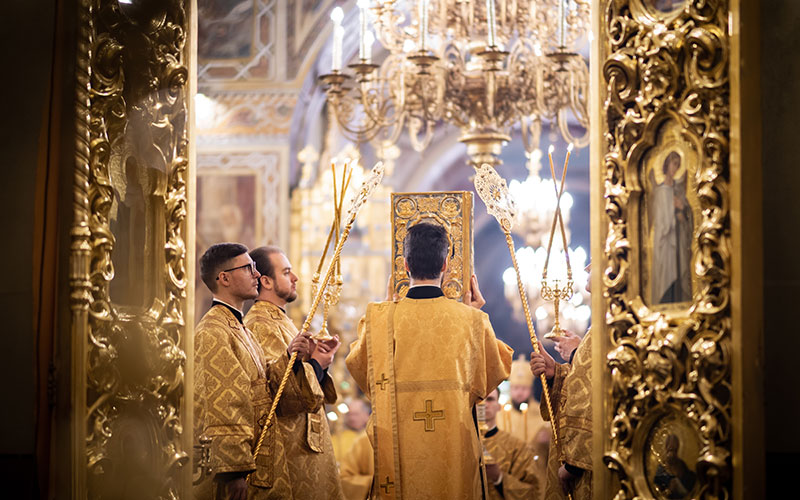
[
  {"x1": 73, "y1": 1, "x2": 191, "y2": 497},
  {"x1": 601, "y1": 1, "x2": 732, "y2": 498}
]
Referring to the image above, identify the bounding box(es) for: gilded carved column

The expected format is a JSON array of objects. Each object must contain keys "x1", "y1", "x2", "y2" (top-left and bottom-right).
[
  {"x1": 70, "y1": 0, "x2": 193, "y2": 497},
  {"x1": 596, "y1": 0, "x2": 740, "y2": 498}
]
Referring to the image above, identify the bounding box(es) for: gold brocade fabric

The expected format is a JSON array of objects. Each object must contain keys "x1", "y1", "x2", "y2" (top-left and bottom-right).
[
  {"x1": 339, "y1": 431, "x2": 374, "y2": 500},
  {"x1": 346, "y1": 296, "x2": 513, "y2": 500},
  {"x1": 244, "y1": 300, "x2": 344, "y2": 499},
  {"x1": 193, "y1": 305, "x2": 269, "y2": 499},
  {"x1": 484, "y1": 429, "x2": 542, "y2": 500},
  {"x1": 540, "y1": 329, "x2": 593, "y2": 500}
]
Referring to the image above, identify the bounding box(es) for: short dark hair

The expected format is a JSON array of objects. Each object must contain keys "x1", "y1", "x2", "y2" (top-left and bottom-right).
[
  {"x1": 250, "y1": 246, "x2": 282, "y2": 291},
  {"x1": 403, "y1": 222, "x2": 449, "y2": 280},
  {"x1": 199, "y1": 243, "x2": 249, "y2": 293}
]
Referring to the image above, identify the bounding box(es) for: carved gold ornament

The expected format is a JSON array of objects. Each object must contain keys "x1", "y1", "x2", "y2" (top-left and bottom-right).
[
  {"x1": 391, "y1": 191, "x2": 474, "y2": 300},
  {"x1": 71, "y1": 0, "x2": 191, "y2": 497},
  {"x1": 600, "y1": 1, "x2": 732, "y2": 497}
]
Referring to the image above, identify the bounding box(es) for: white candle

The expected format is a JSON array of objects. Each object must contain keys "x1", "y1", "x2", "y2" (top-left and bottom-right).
[
  {"x1": 364, "y1": 30, "x2": 374, "y2": 63},
  {"x1": 559, "y1": 0, "x2": 567, "y2": 48},
  {"x1": 358, "y1": 0, "x2": 368, "y2": 60},
  {"x1": 486, "y1": 0, "x2": 497, "y2": 47},
  {"x1": 419, "y1": 0, "x2": 429, "y2": 51},
  {"x1": 331, "y1": 7, "x2": 344, "y2": 71}
]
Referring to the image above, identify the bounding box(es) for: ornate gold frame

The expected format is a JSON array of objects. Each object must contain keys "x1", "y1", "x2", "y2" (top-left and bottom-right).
[
  {"x1": 390, "y1": 192, "x2": 474, "y2": 300},
  {"x1": 70, "y1": 0, "x2": 193, "y2": 497},
  {"x1": 596, "y1": 0, "x2": 736, "y2": 497}
]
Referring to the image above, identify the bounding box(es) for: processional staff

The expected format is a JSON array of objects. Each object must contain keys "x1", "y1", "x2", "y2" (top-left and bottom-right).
[
  {"x1": 249, "y1": 160, "x2": 385, "y2": 480},
  {"x1": 473, "y1": 161, "x2": 573, "y2": 500}
]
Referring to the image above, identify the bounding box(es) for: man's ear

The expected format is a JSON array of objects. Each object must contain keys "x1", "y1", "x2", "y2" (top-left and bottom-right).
[
  {"x1": 403, "y1": 258, "x2": 410, "y2": 274},
  {"x1": 260, "y1": 274, "x2": 273, "y2": 290},
  {"x1": 440, "y1": 255, "x2": 449, "y2": 274},
  {"x1": 217, "y1": 271, "x2": 230, "y2": 288}
]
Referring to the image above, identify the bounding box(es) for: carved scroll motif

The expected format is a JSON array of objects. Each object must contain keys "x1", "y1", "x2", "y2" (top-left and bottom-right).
[
  {"x1": 73, "y1": 1, "x2": 191, "y2": 497},
  {"x1": 600, "y1": 1, "x2": 731, "y2": 498}
]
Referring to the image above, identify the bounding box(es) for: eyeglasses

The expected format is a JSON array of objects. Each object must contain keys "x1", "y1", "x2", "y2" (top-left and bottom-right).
[{"x1": 216, "y1": 262, "x2": 258, "y2": 280}]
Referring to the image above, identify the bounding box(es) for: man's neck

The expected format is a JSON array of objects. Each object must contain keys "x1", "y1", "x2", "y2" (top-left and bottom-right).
[
  {"x1": 255, "y1": 293, "x2": 286, "y2": 310},
  {"x1": 408, "y1": 276, "x2": 442, "y2": 287},
  {"x1": 212, "y1": 294, "x2": 244, "y2": 311}
]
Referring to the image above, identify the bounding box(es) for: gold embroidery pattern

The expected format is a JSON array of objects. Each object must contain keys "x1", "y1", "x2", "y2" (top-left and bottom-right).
[
  {"x1": 74, "y1": 1, "x2": 191, "y2": 497},
  {"x1": 413, "y1": 399, "x2": 446, "y2": 432},
  {"x1": 600, "y1": 1, "x2": 732, "y2": 497},
  {"x1": 380, "y1": 476, "x2": 395, "y2": 494}
]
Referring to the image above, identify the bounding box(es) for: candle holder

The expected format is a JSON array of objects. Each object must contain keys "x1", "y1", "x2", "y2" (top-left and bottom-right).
[
  {"x1": 540, "y1": 278, "x2": 574, "y2": 339},
  {"x1": 319, "y1": 71, "x2": 352, "y2": 93},
  {"x1": 539, "y1": 146, "x2": 574, "y2": 340},
  {"x1": 547, "y1": 48, "x2": 580, "y2": 72},
  {"x1": 477, "y1": 46, "x2": 509, "y2": 71},
  {"x1": 407, "y1": 50, "x2": 440, "y2": 75},
  {"x1": 348, "y1": 61, "x2": 379, "y2": 82}
]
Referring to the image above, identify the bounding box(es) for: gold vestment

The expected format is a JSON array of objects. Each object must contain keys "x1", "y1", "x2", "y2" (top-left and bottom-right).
[
  {"x1": 497, "y1": 403, "x2": 551, "y2": 448},
  {"x1": 540, "y1": 329, "x2": 592, "y2": 500},
  {"x1": 193, "y1": 304, "x2": 269, "y2": 499},
  {"x1": 484, "y1": 428, "x2": 542, "y2": 500},
  {"x1": 332, "y1": 428, "x2": 360, "y2": 463},
  {"x1": 346, "y1": 295, "x2": 513, "y2": 500},
  {"x1": 244, "y1": 300, "x2": 344, "y2": 499},
  {"x1": 339, "y1": 431, "x2": 374, "y2": 500}
]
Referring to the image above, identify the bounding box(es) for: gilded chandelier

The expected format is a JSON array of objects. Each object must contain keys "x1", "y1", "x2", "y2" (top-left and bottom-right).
[{"x1": 319, "y1": 0, "x2": 590, "y2": 166}]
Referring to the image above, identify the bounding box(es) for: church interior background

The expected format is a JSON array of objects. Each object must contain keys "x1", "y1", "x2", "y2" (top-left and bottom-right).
[{"x1": 2, "y1": 0, "x2": 800, "y2": 498}]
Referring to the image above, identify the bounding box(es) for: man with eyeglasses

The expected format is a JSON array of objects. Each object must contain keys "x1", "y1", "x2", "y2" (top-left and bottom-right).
[
  {"x1": 244, "y1": 246, "x2": 344, "y2": 499},
  {"x1": 193, "y1": 243, "x2": 314, "y2": 500}
]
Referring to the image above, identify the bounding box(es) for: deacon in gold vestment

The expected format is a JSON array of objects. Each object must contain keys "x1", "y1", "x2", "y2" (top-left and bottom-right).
[
  {"x1": 482, "y1": 389, "x2": 542, "y2": 500},
  {"x1": 346, "y1": 223, "x2": 513, "y2": 500},
  {"x1": 532, "y1": 330, "x2": 593, "y2": 500},
  {"x1": 339, "y1": 432, "x2": 374, "y2": 500},
  {"x1": 245, "y1": 246, "x2": 344, "y2": 499},
  {"x1": 497, "y1": 355, "x2": 552, "y2": 472},
  {"x1": 332, "y1": 398, "x2": 371, "y2": 463},
  {"x1": 194, "y1": 243, "x2": 278, "y2": 500}
]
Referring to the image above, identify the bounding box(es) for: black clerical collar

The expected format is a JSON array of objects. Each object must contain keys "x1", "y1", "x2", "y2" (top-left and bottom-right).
[
  {"x1": 485, "y1": 426, "x2": 499, "y2": 438},
  {"x1": 212, "y1": 299, "x2": 243, "y2": 324},
  {"x1": 405, "y1": 285, "x2": 444, "y2": 299}
]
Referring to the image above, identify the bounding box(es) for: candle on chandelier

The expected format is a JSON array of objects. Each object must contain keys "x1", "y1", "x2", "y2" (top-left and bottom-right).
[
  {"x1": 331, "y1": 7, "x2": 344, "y2": 71},
  {"x1": 419, "y1": 0, "x2": 429, "y2": 51},
  {"x1": 486, "y1": 0, "x2": 497, "y2": 47},
  {"x1": 364, "y1": 30, "x2": 374, "y2": 63},
  {"x1": 358, "y1": 0, "x2": 368, "y2": 60},
  {"x1": 559, "y1": 0, "x2": 567, "y2": 48}
]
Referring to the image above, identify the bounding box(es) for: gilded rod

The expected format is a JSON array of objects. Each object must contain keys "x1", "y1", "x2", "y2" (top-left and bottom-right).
[
  {"x1": 503, "y1": 228, "x2": 572, "y2": 500},
  {"x1": 251, "y1": 162, "x2": 385, "y2": 471}
]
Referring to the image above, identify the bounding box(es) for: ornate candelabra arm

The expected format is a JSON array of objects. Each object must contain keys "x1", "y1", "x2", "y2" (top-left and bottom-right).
[{"x1": 249, "y1": 162, "x2": 385, "y2": 477}]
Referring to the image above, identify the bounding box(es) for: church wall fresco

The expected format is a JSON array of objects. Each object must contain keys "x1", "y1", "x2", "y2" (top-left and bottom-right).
[
  {"x1": 197, "y1": 0, "x2": 337, "y2": 84},
  {"x1": 595, "y1": 0, "x2": 761, "y2": 497},
  {"x1": 194, "y1": 149, "x2": 287, "y2": 321}
]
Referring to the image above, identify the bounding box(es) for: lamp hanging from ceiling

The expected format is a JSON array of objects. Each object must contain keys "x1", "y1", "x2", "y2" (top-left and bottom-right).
[{"x1": 319, "y1": 0, "x2": 591, "y2": 167}]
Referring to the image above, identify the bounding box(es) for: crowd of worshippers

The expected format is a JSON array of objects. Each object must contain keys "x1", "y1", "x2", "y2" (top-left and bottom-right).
[{"x1": 194, "y1": 223, "x2": 593, "y2": 500}]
